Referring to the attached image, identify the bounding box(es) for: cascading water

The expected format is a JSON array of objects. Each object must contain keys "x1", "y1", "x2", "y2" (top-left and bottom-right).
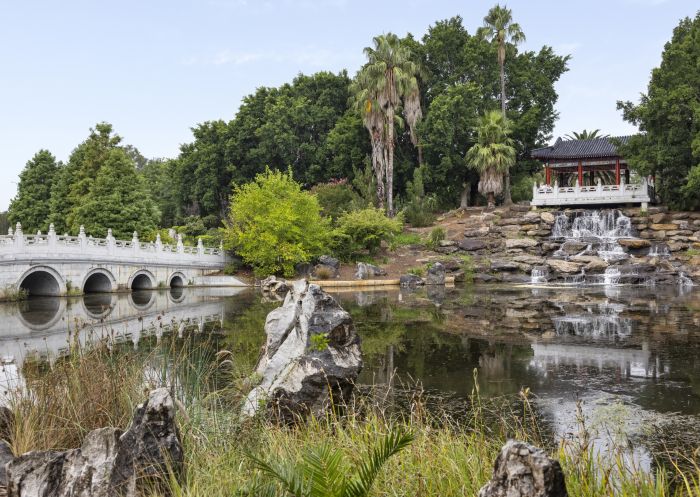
[
  {"x1": 648, "y1": 244, "x2": 670, "y2": 258},
  {"x1": 603, "y1": 267, "x2": 621, "y2": 285},
  {"x1": 530, "y1": 267, "x2": 548, "y2": 284},
  {"x1": 551, "y1": 210, "x2": 633, "y2": 263},
  {"x1": 552, "y1": 302, "x2": 632, "y2": 338}
]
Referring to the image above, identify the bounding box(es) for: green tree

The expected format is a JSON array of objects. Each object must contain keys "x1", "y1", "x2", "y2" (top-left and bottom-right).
[
  {"x1": 140, "y1": 158, "x2": 179, "y2": 227},
  {"x1": 73, "y1": 148, "x2": 160, "y2": 239},
  {"x1": 353, "y1": 33, "x2": 422, "y2": 216},
  {"x1": 224, "y1": 169, "x2": 333, "y2": 276},
  {"x1": 466, "y1": 111, "x2": 517, "y2": 209},
  {"x1": 564, "y1": 129, "x2": 608, "y2": 140},
  {"x1": 617, "y1": 13, "x2": 700, "y2": 209},
  {"x1": 8, "y1": 150, "x2": 59, "y2": 232},
  {"x1": 477, "y1": 5, "x2": 526, "y2": 205}
]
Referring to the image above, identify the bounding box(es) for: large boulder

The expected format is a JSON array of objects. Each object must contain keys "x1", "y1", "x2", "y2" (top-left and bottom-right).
[
  {"x1": 242, "y1": 280, "x2": 362, "y2": 422},
  {"x1": 426, "y1": 262, "x2": 446, "y2": 285},
  {"x1": 478, "y1": 440, "x2": 568, "y2": 497},
  {"x1": 6, "y1": 388, "x2": 182, "y2": 497},
  {"x1": 547, "y1": 259, "x2": 582, "y2": 274},
  {"x1": 354, "y1": 262, "x2": 387, "y2": 280},
  {"x1": 459, "y1": 239, "x2": 487, "y2": 251},
  {"x1": 314, "y1": 255, "x2": 340, "y2": 278},
  {"x1": 260, "y1": 276, "x2": 289, "y2": 295}
]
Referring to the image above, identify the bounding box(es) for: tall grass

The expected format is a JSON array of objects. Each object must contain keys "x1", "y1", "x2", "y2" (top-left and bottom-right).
[{"x1": 4, "y1": 327, "x2": 700, "y2": 497}]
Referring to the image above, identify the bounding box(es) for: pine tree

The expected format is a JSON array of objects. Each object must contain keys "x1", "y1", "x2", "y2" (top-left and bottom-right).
[
  {"x1": 8, "y1": 150, "x2": 59, "y2": 232},
  {"x1": 73, "y1": 148, "x2": 160, "y2": 239}
]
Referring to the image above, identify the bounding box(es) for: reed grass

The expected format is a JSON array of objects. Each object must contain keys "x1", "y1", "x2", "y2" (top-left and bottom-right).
[{"x1": 4, "y1": 329, "x2": 700, "y2": 497}]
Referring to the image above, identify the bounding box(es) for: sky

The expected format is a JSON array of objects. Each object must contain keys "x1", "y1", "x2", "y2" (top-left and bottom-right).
[{"x1": 0, "y1": 0, "x2": 697, "y2": 210}]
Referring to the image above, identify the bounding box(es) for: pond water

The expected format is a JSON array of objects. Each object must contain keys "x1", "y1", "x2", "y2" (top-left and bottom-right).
[{"x1": 1, "y1": 283, "x2": 699, "y2": 465}]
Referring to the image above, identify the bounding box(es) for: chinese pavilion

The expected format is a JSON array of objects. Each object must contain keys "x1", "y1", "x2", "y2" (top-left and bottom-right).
[{"x1": 530, "y1": 136, "x2": 654, "y2": 208}]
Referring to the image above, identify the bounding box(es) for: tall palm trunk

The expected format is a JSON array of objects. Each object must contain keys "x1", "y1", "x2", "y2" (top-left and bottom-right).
[
  {"x1": 499, "y1": 44, "x2": 513, "y2": 205},
  {"x1": 386, "y1": 107, "x2": 395, "y2": 217},
  {"x1": 460, "y1": 182, "x2": 470, "y2": 209},
  {"x1": 371, "y1": 131, "x2": 385, "y2": 209}
]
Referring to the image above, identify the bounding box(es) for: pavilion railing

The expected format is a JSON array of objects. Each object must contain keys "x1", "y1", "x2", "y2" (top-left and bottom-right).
[{"x1": 532, "y1": 177, "x2": 654, "y2": 207}]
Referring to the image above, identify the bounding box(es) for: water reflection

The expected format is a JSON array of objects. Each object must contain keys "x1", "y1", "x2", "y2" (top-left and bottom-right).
[{"x1": 0, "y1": 283, "x2": 699, "y2": 464}]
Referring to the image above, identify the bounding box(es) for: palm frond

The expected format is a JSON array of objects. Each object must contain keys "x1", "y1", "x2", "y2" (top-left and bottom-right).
[
  {"x1": 342, "y1": 430, "x2": 414, "y2": 497},
  {"x1": 246, "y1": 451, "x2": 307, "y2": 497},
  {"x1": 302, "y1": 444, "x2": 346, "y2": 497}
]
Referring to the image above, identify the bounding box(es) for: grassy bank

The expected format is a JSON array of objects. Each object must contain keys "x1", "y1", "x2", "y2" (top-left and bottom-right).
[{"x1": 5, "y1": 335, "x2": 700, "y2": 496}]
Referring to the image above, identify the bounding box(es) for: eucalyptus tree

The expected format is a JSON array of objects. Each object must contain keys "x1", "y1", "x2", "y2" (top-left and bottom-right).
[
  {"x1": 477, "y1": 4, "x2": 525, "y2": 204},
  {"x1": 354, "y1": 33, "x2": 422, "y2": 216},
  {"x1": 466, "y1": 111, "x2": 516, "y2": 209}
]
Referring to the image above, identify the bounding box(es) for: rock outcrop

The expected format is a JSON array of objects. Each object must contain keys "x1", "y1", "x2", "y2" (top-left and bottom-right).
[
  {"x1": 354, "y1": 262, "x2": 387, "y2": 280},
  {"x1": 400, "y1": 274, "x2": 424, "y2": 288},
  {"x1": 5, "y1": 388, "x2": 182, "y2": 497},
  {"x1": 478, "y1": 440, "x2": 568, "y2": 497},
  {"x1": 260, "y1": 276, "x2": 289, "y2": 295},
  {"x1": 426, "y1": 262, "x2": 446, "y2": 285},
  {"x1": 242, "y1": 280, "x2": 362, "y2": 422},
  {"x1": 314, "y1": 255, "x2": 340, "y2": 278}
]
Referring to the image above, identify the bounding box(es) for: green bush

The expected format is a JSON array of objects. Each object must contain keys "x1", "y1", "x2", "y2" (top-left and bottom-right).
[
  {"x1": 224, "y1": 168, "x2": 333, "y2": 277},
  {"x1": 311, "y1": 179, "x2": 361, "y2": 222},
  {"x1": 401, "y1": 165, "x2": 437, "y2": 227},
  {"x1": 427, "y1": 227, "x2": 446, "y2": 249},
  {"x1": 335, "y1": 208, "x2": 403, "y2": 259}
]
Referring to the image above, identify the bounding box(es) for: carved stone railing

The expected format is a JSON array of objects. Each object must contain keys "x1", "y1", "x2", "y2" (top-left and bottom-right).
[
  {"x1": 532, "y1": 177, "x2": 654, "y2": 207},
  {"x1": 0, "y1": 224, "x2": 226, "y2": 267}
]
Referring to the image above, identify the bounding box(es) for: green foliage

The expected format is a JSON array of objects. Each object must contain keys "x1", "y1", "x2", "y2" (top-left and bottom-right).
[
  {"x1": 8, "y1": 150, "x2": 59, "y2": 233},
  {"x1": 427, "y1": 227, "x2": 446, "y2": 249},
  {"x1": 401, "y1": 165, "x2": 437, "y2": 227},
  {"x1": 72, "y1": 148, "x2": 160, "y2": 239},
  {"x1": 1, "y1": 286, "x2": 28, "y2": 302},
  {"x1": 140, "y1": 158, "x2": 179, "y2": 227},
  {"x1": 388, "y1": 232, "x2": 423, "y2": 250},
  {"x1": 407, "y1": 266, "x2": 425, "y2": 277},
  {"x1": 225, "y1": 169, "x2": 333, "y2": 277},
  {"x1": 459, "y1": 254, "x2": 475, "y2": 282},
  {"x1": 617, "y1": 13, "x2": 700, "y2": 209},
  {"x1": 466, "y1": 111, "x2": 517, "y2": 207},
  {"x1": 564, "y1": 129, "x2": 608, "y2": 140},
  {"x1": 510, "y1": 174, "x2": 536, "y2": 203},
  {"x1": 311, "y1": 180, "x2": 361, "y2": 222},
  {"x1": 335, "y1": 208, "x2": 403, "y2": 258},
  {"x1": 309, "y1": 333, "x2": 330, "y2": 352},
  {"x1": 246, "y1": 429, "x2": 413, "y2": 497}
]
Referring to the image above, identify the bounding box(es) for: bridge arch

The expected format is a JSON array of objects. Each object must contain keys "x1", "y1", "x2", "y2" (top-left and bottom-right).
[
  {"x1": 128, "y1": 269, "x2": 156, "y2": 290},
  {"x1": 168, "y1": 271, "x2": 187, "y2": 288},
  {"x1": 17, "y1": 266, "x2": 66, "y2": 297},
  {"x1": 128, "y1": 290, "x2": 155, "y2": 310},
  {"x1": 82, "y1": 268, "x2": 117, "y2": 294}
]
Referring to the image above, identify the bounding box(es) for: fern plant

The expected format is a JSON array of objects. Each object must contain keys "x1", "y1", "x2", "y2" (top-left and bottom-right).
[{"x1": 244, "y1": 429, "x2": 413, "y2": 497}]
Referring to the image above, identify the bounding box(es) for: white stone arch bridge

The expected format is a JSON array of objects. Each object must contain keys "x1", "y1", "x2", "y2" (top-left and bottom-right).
[{"x1": 0, "y1": 223, "x2": 241, "y2": 297}]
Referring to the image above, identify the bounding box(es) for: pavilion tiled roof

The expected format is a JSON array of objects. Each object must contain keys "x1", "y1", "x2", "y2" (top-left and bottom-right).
[{"x1": 531, "y1": 136, "x2": 633, "y2": 160}]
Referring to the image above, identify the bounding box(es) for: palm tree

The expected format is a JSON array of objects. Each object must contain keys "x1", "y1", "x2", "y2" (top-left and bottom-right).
[
  {"x1": 354, "y1": 33, "x2": 421, "y2": 216},
  {"x1": 245, "y1": 429, "x2": 413, "y2": 497},
  {"x1": 564, "y1": 129, "x2": 609, "y2": 140},
  {"x1": 466, "y1": 111, "x2": 517, "y2": 209},
  {"x1": 477, "y1": 4, "x2": 525, "y2": 205}
]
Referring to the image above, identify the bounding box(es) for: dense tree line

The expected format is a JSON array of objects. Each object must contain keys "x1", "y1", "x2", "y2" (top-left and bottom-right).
[
  {"x1": 8, "y1": 11, "x2": 570, "y2": 238},
  {"x1": 618, "y1": 12, "x2": 700, "y2": 210}
]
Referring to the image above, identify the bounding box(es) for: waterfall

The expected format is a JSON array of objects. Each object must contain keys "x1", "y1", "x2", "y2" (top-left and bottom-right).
[
  {"x1": 551, "y1": 210, "x2": 633, "y2": 262},
  {"x1": 648, "y1": 244, "x2": 670, "y2": 258},
  {"x1": 678, "y1": 272, "x2": 694, "y2": 288},
  {"x1": 603, "y1": 267, "x2": 621, "y2": 286},
  {"x1": 531, "y1": 267, "x2": 548, "y2": 284},
  {"x1": 553, "y1": 302, "x2": 632, "y2": 338}
]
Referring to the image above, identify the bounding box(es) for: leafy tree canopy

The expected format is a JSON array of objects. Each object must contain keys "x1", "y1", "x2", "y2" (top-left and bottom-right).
[
  {"x1": 8, "y1": 150, "x2": 59, "y2": 233},
  {"x1": 617, "y1": 12, "x2": 700, "y2": 209},
  {"x1": 224, "y1": 168, "x2": 333, "y2": 276}
]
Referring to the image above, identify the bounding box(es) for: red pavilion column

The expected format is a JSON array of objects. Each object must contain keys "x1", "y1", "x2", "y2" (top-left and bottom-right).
[
  {"x1": 615, "y1": 159, "x2": 621, "y2": 185},
  {"x1": 578, "y1": 161, "x2": 583, "y2": 186},
  {"x1": 545, "y1": 164, "x2": 551, "y2": 185}
]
